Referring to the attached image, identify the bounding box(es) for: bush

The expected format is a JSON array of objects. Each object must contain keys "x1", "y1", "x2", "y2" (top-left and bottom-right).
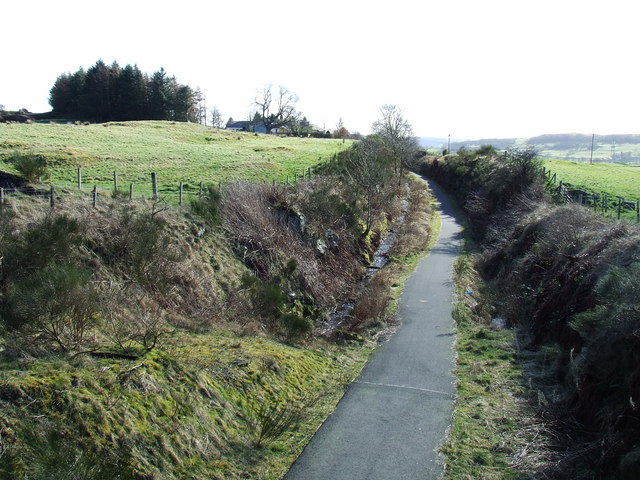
[
  {"x1": 280, "y1": 312, "x2": 312, "y2": 341},
  {"x1": 3, "y1": 214, "x2": 84, "y2": 275},
  {"x1": 189, "y1": 185, "x2": 221, "y2": 226},
  {"x1": 3, "y1": 263, "x2": 97, "y2": 352},
  {"x1": 91, "y1": 206, "x2": 182, "y2": 296},
  {"x1": 11, "y1": 153, "x2": 50, "y2": 183},
  {"x1": 0, "y1": 214, "x2": 95, "y2": 354},
  {"x1": 246, "y1": 397, "x2": 312, "y2": 447}
]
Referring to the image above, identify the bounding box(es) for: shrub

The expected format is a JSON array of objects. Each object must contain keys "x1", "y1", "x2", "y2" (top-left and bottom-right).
[
  {"x1": 189, "y1": 185, "x2": 221, "y2": 226},
  {"x1": 3, "y1": 214, "x2": 84, "y2": 275},
  {"x1": 279, "y1": 312, "x2": 312, "y2": 341},
  {"x1": 247, "y1": 398, "x2": 308, "y2": 447},
  {"x1": 102, "y1": 286, "x2": 171, "y2": 354},
  {"x1": 91, "y1": 206, "x2": 182, "y2": 296},
  {"x1": 3, "y1": 263, "x2": 98, "y2": 352},
  {"x1": 11, "y1": 153, "x2": 50, "y2": 183},
  {"x1": 240, "y1": 273, "x2": 287, "y2": 327}
]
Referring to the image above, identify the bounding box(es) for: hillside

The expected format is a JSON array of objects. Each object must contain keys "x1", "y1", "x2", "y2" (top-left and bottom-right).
[
  {"x1": 544, "y1": 158, "x2": 640, "y2": 200},
  {"x1": 449, "y1": 133, "x2": 640, "y2": 163},
  {"x1": 0, "y1": 127, "x2": 435, "y2": 479},
  {"x1": 0, "y1": 121, "x2": 351, "y2": 196}
]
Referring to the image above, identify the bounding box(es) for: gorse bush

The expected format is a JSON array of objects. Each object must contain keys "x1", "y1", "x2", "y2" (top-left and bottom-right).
[
  {"x1": 4, "y1": 264, "x2": 97, "y2": 352},
  {"x1": 90, "y1": 205, "x2": 183, "y2": 297},
  {"x1": 241, "y1": 273, "x2": 288, "y2": 326},
  {"x1": 10, "y1": 153, "x2": 50, "y2": 183},
  {"x1": 190, "y1": 185, "x2": 222, "y2": 227},
  {"x1": 3, "y1": 214, "x2": 83, "y2": 274},
  {"x1": 0, "y1": 214, "x2": 97, "y2": 353}
]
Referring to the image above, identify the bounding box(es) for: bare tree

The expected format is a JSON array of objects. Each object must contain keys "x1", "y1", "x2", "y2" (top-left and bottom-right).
[
  {"x1": 210, "y1": 105, "x2": 224, "y2": 128},
  {"x1": 333, "y1": 117, "x2": 349, "y2": 142},
  {"x1": 342, "y1": 136, "x2": 394, "y2": 236},
  {"x1": 372, "y1": 105, "x2": 417, "y2": 185},
  {"x1": 253, "y1": 85, "x2": 298, "y2": 133}
]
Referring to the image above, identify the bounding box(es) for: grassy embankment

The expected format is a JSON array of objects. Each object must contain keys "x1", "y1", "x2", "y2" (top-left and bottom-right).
[
  {"x1": 423, "y1": 149, "x2": 640, "y2": 479},
  {"x1": 0, "y1": 121, "x2": 351, "y2": 197},
  {"x1": 443, "y1": 248, "x2": 553, "y2": 480},
  {"x1": 0, "y1": 122, "x2": 436, "y2": 479}
]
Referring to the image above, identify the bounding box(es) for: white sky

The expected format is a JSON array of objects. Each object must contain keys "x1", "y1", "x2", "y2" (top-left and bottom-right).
[{"x1": 1, "y1": 0, "x2": 638, "y2": 139}]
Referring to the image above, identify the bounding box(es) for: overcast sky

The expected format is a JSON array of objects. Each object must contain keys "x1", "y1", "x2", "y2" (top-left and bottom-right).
[{"x1": 2, "y1": 0, "x2": 638, "y2": 139}]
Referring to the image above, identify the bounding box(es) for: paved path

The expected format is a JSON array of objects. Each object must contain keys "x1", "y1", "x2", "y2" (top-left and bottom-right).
[{"x1": 284, "y1": 178, "x2": 463, "y2": 480}]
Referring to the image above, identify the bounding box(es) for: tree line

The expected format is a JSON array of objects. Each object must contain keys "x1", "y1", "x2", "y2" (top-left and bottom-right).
[{"x1": 49, "y1": 60, "x2": 201, "y2": 123}]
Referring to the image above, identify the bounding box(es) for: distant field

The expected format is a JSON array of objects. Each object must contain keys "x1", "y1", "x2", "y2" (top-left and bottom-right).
[
  {"x1": 537, "y1": 144, "x2": 640, "y2": 163},
  {"x1": 0, "y1": 121, "x2": 351, "y2": 196},
  {"x1": 544, "y1": 158, "x2": 640, "y2": 200}
]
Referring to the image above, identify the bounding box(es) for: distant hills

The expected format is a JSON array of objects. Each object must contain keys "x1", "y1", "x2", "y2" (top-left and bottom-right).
[{"x1": 418, "y1": 134, "x2": 640, "y2": 163}]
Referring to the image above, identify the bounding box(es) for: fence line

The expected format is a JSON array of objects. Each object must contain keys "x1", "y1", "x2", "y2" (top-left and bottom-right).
[
  {"x1": 0, "y1": 166, "x2": 319, "y2": 211},
  {"x1": 541, "y1": 166, "x2": 640, "y2": 223}
]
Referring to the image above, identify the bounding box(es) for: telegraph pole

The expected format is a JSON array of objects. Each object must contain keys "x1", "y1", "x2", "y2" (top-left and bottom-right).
[{"x1": 590, "y1": 133, "x2": 595, "y2": 164}]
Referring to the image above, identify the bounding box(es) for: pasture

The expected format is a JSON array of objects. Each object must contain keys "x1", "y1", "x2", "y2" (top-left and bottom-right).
[
  {"x1": 544, "y1": 158, "x2": 640, "y2": 201},
  {"x1": 0, "y1": 121, "x2": 351, "y2": 196}
]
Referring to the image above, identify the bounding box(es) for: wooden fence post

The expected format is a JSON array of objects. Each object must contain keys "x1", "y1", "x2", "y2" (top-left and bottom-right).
[
  {"x1": 0, "y1": 187, "x2": 4, "y2": 206},
  {"x1": 129, "y1": 183, "x2": 134, "y2": 201},
  {"x1": 618, "y1": 197, "x2": 623, "y2": 219},
  {"x1": 50, "y1": 186, "x2": 55, "y2": 209},
  {"x1": 179, "y1": 182, "x2": 184, "y2": 206},
  {"x1": 92, "y1": 185, "x2": 97, "y2": 208},
  {"x1": 151, "y1": 172, "x2": 158, "y2": 201},
  {"x1": 77, "y1": 167, "x2": 82, "y2": 189},
  {"x1": 294, "y1": 172, "x2": 298, "y2": 183},
  {"x1": 113, "y1": 171, "x2": 118, "y2": 193},
  {"x1": 637, "y1": 200, "x2": 639, "y2": 224},
  {"x1": 199, "y1": 182, "x2": 203, "y2": 197}
]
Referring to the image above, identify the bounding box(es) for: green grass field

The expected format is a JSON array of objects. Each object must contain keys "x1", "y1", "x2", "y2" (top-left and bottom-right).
[
  {"x1": 0, "y1": 121, "x2": 351, "y2": 196},
  {"x1": 544, "y1": 158, "x2": 640, "y2": 201}
]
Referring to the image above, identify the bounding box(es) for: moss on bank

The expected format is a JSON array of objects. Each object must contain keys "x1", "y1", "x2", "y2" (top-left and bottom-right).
[{"x1": 0, "y1": 332, "x2": 372, "y2": 480}]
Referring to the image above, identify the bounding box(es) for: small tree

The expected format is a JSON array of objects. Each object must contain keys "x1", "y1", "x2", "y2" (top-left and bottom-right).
[
  {"x1": 333, "y1": 117, "x2": 349, "y2": 142},
  {"x1": 11, "y1": 154, "x2": 50, "y2": 183},
  {"x1": 210, "y1": 105, "x2": 224, "y2": 128},
  {"x1": 342, "y1": 136, "x2": 394, "y2": 236},
  {"x1": 372, "y1": 105, "x2": 417, "y2": 186}
]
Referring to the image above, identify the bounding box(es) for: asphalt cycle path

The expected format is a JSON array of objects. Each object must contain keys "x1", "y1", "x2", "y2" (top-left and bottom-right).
[{"x1": 285, "y1": 177, "x2": 463, "y2": 480}]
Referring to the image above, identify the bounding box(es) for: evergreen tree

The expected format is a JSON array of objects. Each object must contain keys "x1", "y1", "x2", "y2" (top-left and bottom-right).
[
  {"x1": 49, "y1": 69, "x2": 86, "y2": 117},
  {"x1": 173, "y1": 84, "x2": 195, "y2": 122},
  {"x1": 83, "y1": 60, "x2": 116, "y2": 122},
  {"x1": 148, "y1": 68, "x2": 170, "y2": 120},
  {"x1": 114, "y1": 64, "x2": 146, "y2": 120},
  {"x1": 47, "y1": 60, "x2": 197, "y2": 123}
]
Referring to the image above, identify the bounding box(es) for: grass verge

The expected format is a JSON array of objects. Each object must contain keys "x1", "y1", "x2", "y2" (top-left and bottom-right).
[{"x1": 442, "y1": 248, "x2": 554, "y2": 479}]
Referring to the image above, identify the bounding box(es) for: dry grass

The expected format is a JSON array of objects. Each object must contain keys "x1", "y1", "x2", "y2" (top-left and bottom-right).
[{"x1": 220, "y1": 180, "x2": 364, "y2": 311}]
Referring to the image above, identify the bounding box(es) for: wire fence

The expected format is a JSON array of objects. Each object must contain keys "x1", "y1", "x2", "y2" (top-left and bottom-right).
[
  {"x1": 0, "y1": 167, "x2": 319, "y2": 211},
  {"x1": 542, "y1": 166, "x2": 640, "y2": 223}
]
